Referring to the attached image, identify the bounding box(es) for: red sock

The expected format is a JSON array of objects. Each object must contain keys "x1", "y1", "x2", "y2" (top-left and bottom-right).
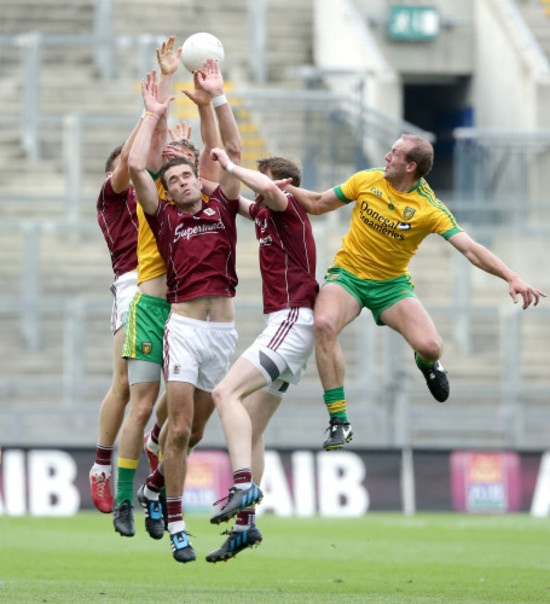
[
  {"x1": 145, "y1": 465, "x2": 165, "y2": 493},
  {"x1": 233, "y1": 468, "x2": 252, "y2": 486},
  {"x1": 166, "y1": 497, "x2": 183, "y2": 524},
  {"x1": 94, "y1": 445, "x2": 113, "y2": 466},
  {"x1": 235, "y1": 507, "x2": 255, "y2": 527},
  {"x1": 150, "y1": 422, "x2": 161, "y2": 445}
]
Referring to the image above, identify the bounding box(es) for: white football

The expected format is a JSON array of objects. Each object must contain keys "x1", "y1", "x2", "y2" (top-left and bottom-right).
[{"x1": 181, "y1": 32, "x2": 225, "y2": 73}]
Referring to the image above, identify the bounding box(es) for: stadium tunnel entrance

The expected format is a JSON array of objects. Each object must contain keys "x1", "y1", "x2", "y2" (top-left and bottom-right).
[{"x1": 403, "y1": 77, "x2": 472, "y2": 195}]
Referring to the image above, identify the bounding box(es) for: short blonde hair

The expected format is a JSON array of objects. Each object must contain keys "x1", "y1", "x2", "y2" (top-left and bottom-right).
[{"x1": 402, "y1": 134, "x2": 434, "y2": 179}]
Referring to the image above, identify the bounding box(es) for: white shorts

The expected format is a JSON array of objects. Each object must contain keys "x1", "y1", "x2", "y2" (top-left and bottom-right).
[
  {"x1": 163, "y1": 313, "x2": 238, "y2": 392},
  {"x1": 110, "y1": 271, "x2": 138, "y2": 335},
  {"x1": 241, "y1": 307, "x2": 314, "y2": 398}
]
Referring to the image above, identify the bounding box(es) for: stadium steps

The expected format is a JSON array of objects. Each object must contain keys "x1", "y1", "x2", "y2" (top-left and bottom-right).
[
  {"x1": 0, "y1": 0, "x2": 94, "y2": 34},
  {"x1": 1, "y1": 0, "x2": 549, "y2": 446},
  {"x1": 110, "y1": 0, "x2": 313, "y2": 81},
  {"x1": 515, "y1": 0, "x2": 550, "y2": 58}
]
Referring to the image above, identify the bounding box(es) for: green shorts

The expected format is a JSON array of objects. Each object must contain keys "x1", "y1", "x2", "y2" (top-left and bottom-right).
[
  {"x1": 122, "y1": 292, "x2": 170, "y2": 364},
  {"x1": 324, "y1": 265, "x2": 416, "y2": 326}
]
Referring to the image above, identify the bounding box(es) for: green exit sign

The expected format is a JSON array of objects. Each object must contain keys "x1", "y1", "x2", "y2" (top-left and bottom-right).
[{"x1": 388, "y1": 6, "x2": 440, "y2": 41}]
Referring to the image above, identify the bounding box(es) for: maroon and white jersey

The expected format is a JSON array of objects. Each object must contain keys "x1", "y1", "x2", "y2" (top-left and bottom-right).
[
  {"x1": 97, "y1": 176, "x2": 139, "y2": 278},
  {"x1": 249, "y1": 192, "x2": 318, "y2": 314},
  {"x1": 146, "y1": 186, "x2": 239, "y2": 304}
]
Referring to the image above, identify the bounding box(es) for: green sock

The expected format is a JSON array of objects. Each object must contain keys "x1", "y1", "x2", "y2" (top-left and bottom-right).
[
  {"x1": 116, "y1": 459, "x2": 139, "y2": 504},
  {"x1": 415, "y1": 352, "x2": 434, "y2": 370},
  {"x1": 323, "y1": 387, "x2": 348, "y2": 422}
]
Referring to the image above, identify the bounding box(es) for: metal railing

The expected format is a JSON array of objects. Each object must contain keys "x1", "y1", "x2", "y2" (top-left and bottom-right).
[
  {"x1": 1, "y1": 5, "x2": 549, "y2": 450},
  {"x1": 0, "y1": 32, "x2": 163, "y2": 161},
  {"x1": 0, "y1": 218, "x2": 548, "y2": 449},
  {"x1": 453, "y1": 128, "x2": 550, "y2": 228}
]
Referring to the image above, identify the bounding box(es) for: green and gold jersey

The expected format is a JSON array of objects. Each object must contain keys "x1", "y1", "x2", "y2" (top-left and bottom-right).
[
  {"x1": 136, "y1": 176, "x2": 167, "y2": 285},
  {"x1": 333, "y1": 169, "x2": 462, "y2": 280}
]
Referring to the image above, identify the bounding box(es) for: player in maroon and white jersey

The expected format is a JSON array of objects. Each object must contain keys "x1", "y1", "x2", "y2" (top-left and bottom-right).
[
  {"x1": 127, "y1": 61, "x2": 251, "y2": 564},
  {"x1": 112, "y1": 38, "x2": 227, "y2": 539},
  {"x1": 204, "y1": 148, "x2": 319, "y2": 563},
  {"x1": 90, "y1": 122, "x2": 141, "y2": 514},
  {"x1": 145, "y1": 185, "x2": 239, "y2": 304},
  {"x1": 97, "y1": 166, "x2": 138, "y2": 284}
]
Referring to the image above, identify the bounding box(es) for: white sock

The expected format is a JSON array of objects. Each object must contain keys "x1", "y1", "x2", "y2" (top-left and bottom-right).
[
  {"x1": 92, "y1": 463, "x2": 111, "y2": 477},
  {"x1": 168, "y1": 520, "x2": 186, "y2": 534},
  {"x1": 144, "y1": 485, "x2": 159, "y2": 501},
  {"x1": 235, "y1": 481, "x2": 252, "y2": 490},
  {"x1": 146, "y1": 438, "x2": 160, "y2": 455}
]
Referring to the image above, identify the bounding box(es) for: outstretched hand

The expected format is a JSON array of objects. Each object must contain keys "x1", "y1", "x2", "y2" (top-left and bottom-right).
[
  {"x1": 156, "y1": 35, "x2": 182, "y2": 76},
  {"x1": 181, "y1": 68, "x2": 212, "y2": 106},
  {"x1": 168, "y1": 121, "x2": 192, "y2": 143},
  {"x1": 509, "y1": 276, "x2": 547, "y2": 309},
  {"x1": 140, "y1": 72, "x2": 174, "y2": 117},
  {"x1": 195, "y1": 58, "x2": 224, "y2": 97}
]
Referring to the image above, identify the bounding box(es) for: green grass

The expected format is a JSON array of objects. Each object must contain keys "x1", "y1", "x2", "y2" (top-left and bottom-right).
[{"x1": 1, "y1": 512, "x2": 549, "y2": 603}]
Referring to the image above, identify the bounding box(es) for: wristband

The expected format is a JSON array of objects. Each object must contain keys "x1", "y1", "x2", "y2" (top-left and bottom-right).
[
  {"x1": 225, "y1": 160, "x2": 236, "y2": 173},
  {"x1": 145, "y1": 111, "x2": 160, "y2": 121},
  {"x1": 211, "y1": 94, "x2": 228, "y2": 108}
]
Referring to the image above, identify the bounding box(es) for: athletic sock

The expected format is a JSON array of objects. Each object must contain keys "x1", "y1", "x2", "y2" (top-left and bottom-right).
[
  {"x1": 150, "y1": 422, "x2": 161, "y2": 445},
  {"x1": 323, "y1": 387, "x2": 348, "y2": 422},
  {"x1": 234, "y1": 506, "x2": 255, "y2": 531},
  {"x1": 145, "y1": 424, "x2": 161, "y2": 455},
  {"x1": 116, "y1": 458, "x2": 139, "y2": 504},
  {"x1": 166, "y1": 497, "x2": 183, "y2": 529},
  {"x1": 233, "y1": 468, "x2": 252, "y2": 490},
  {"x1": 143, "y1": 485, "x2": 160, "y2": 501},
  {"x1": 415, "y1": 352, "x2": 435, "y2": 370},
  {"x1": 145, "y1": 465, "x2": 165, "y2": 494},
  {"x1": 94, "y1": 444, "x2": 113, "y2": 468},
  {"x1": 91, "y1": 463, "x2": 111, "y2": 477}
]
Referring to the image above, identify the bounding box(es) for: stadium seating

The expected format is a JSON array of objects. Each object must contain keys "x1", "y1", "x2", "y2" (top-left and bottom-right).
[{"x1": 0, "y1": 0, "x2": 549, "y2": 450}]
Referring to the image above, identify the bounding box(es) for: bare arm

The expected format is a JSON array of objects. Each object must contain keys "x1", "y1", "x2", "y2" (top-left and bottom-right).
[
  {"x1": 147, "y1": 36, "x2": 182, "y2": 173},
  {"x1": 237, "y1": 195, "x2": 254, "y2": 219},
  {"x1": 182, "y1": 68, "x2": 221, "y2": 183},
  {"x1": 210, "y1": 147, "x2": 288, "y2": 211},
  {"x1": 156, "y1": 35, "x2": 181, "y2": 101},
  {"x1": 448, "y1": 231, "x2": 547, "y2": 309},
  {"x1": 128, "y1": 79, "x2": 174, "y2": 215},
  {"x1": 284, "y1": 184, "x2": 345, "y2": 215},
  {"x1": 146, "y1": 71, "x2": 168, "y2": 174},
  {"x1": 196, "y1": 59, "x2": 241, "y2": 199},
  {"x1": 110, "y1": 115, "x2": 144, "y2": 193}
]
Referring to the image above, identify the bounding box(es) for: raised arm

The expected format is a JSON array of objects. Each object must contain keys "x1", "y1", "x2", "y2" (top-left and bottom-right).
[
  {"x1": 210, "y1": 147, "x2": 287, "y2": 211},
  {"x1": 110, "y1": 115, "x2": 144, "y2": 193},
  {"x1": 128, "y1": 78, "x2": 174, "y2": 215},
  {"x1": 196, "y1": 59, "x2": 241, "y2": 199},
  {"x1": 448, "y1": 231, "x2": 547, "y2": 309},
  {"x1": 182, "y1": 68, "x2": 221, "y2": 183},
  {"x1": 284, "y1": 184, "x2": 345, "y2": 215},
  {"x1": 163, "y1": 120, "x2": 194, "y2": 162},
  {"x1": 147, "y1": 36, "x2": 182, "y2": 173}
]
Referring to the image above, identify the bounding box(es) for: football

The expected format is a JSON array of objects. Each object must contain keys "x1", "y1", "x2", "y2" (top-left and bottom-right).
[{"x1": 180, "y1": 32, "x2": 225, "y2": 73}]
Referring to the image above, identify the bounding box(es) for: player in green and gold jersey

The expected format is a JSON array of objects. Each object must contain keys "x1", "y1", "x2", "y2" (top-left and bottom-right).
[{"x1": 286, "y1": 134, "x2": 546, "y2": 450}]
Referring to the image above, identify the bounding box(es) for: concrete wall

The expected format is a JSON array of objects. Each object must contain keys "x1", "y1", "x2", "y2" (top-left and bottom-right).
[
  {"x1": 358, "y1": 0, "x2": 475, "y2": 77},
  {"x1": 473, "y1": 0, "x2": 538, "y2": 130},
  {"x1": 314, "y1": 0, "x2": 400, "y2": 113},
  {"x1": 313, "y1": 0, "x2": 401, "y2": 162},
  {"x1": 315, "y1": 0, "x2": 550, "y2": 131}
]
